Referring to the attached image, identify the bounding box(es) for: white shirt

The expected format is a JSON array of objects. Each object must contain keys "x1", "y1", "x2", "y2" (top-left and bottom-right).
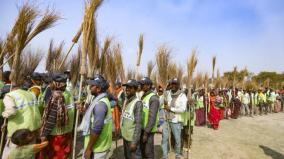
[{"x1": 166, "y1": 91, "x2": 187, "y2": 123}]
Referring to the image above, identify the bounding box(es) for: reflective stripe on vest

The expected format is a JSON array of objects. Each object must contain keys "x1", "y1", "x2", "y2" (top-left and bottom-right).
[
  {"x1": 6, "y1": 89, "x2": 42, "y2": 137},
  {"x1": 121, "y1": 97, "x2": 139, "y2": 141}
]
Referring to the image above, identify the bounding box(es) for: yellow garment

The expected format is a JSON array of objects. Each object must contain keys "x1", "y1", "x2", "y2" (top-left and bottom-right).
[{"x1": 29, "y1": 87, "x2": 41, "y2": 98}]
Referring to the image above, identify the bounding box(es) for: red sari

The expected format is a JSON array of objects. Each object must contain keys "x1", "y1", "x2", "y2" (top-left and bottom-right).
[
  {"x1": 39, "y1": 133, "x2": 72, "y2": 159},
  {"x1": 209, "y1": 96, "x2": 221, "y2": 130}
]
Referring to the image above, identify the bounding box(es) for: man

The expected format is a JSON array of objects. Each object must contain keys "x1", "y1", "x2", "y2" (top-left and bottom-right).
[
  {"x1": 2, "y1": 82, "x2": 42, "y2": 158},
  {"x1": 79, "y1": 75, "x2": 112, "y2": 159},
  {"x1": 163, "y1": 78, "x2": 187, "y2": 159},
  {"x1": 39, "y1": 73, "x2": 75, "y2": 159},
  {"x1": 28, "y1": 72, "x2": 45, "y2": 115},
  {"x1": 250, "y1": 90, "x2": 259, "y2": 116},
  {"x1": 241, "y1": 90, "x2": 250, "y2": 116},
  {"x1": 121, "y1": 79, "x2": 143, "y2": 159},
  {"x1": 28, "y1": 72, "x2": 43, "y2": 99},
  {"x1": 64, "y1": 70, "x2": 72, "y2": 92},
  {"x1": 258, "y1": 89, "x2": 267, "y2": 115},
  {"x1": 138, "y1": 77, "x2": 159, "y2": 159},
  {"x1": 114, "y1": 80, "x2": 125, "y2": 110},
  {"x1": 194, "y1": 89, "x2": 205, "y2": 126}
]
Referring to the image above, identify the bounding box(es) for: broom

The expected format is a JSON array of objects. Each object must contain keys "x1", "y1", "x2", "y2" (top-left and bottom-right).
[
  {"x1": 204, "y1": 73, "x2": 209, "y2": 126},
  {"x1": 72, "y1": 1, "x2": 103, "y2": 158},
  {"x1": 135, "y1": 34, "x2": 143, "y2": 80},
  {"x1": 155, "y1": 45, "x2": 172, "y2": 152},
  {"x1": 58, "y1": 25, "x2": 82, "y2": 69},
  {"x1": 2, "y1": 5, "x2": 60, "y2": 71},
  {"x1": 211, "y1": 56, "x2": 216, "y2": 85},
  {"x1": 186, "y1": 49, "x2": 198, "y2": 158},
  {"x1": 0, "y1": 3, "x2": 59, "y2": 156}
]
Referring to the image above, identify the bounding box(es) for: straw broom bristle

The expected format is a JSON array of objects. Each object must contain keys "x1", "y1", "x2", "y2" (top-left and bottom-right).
[
  {"x1": 113, "y1": 44, "x2": 125, "y2": 82},
  {"x1": 99, "y1": 37, "x2": 112, "y2": 75},
  {"x1": 212, "y1": 56, "x2": 216, "y2": 81},
  {"x1": 26, "y1": 8, "x2": 61, "y2": 45},
  {"x1": 46, "y1": 40, "x2": 54, "y2": 71},
  {"x1": 204, "y1": 73, "x2": 209, "y2": 89},
  {"x1": 70, "y1": 47, "x2": 81, "y2": 86},
  {"x1": 233, "y1": 66, "x2": 237, "y2": 88},
  {"x1": 137, "y1": 34, "x2": 143, "y2": 66},
  {"x1": 9, "y1": 3, "x2": 60, "y2": 85},
  {"x1": 193, "y1": 72, "x2": 203, "y2": 89},
  {"x1": 187, "y1": 49, "x2": 198, "y2": 87},
  {"x1": 81, "y1": 0, "x2": 103, "y2": 75},
  {"x1": 156, "y1": 45, "x2": 171, "y2": 88},
  {"x1": 45, "y1": 40, "x2": 67, "y2": 73},
  {"x1": 9, "y1": 3, "x2": 38, "y2": 84},
  {"x1": 167, "y1": 62, "x2": 177, "y2": 80},
  {"x1": 18, "y1": 50, "x2": 41, "y2": 85},
  {"x1": 87, "y1": 19, "x2": 97, "y2": 78},
  {"x1": 106, "y1": 51, "x2": 117, "y2": 89},
  {"x1": 86, "y1": 0, "x2": 103, "y2": 78},
  {"x1": 147, "y1": 60, "x2": 155, "y2": 78},
  {"x1": 127, "y1": 68, "x2": 135, "y2": 80},
  {"x1": 177, "y1": 65, "x2": 183, "y2": 84}
]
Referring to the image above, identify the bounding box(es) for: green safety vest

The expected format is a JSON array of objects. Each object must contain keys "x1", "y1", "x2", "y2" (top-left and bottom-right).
[
  {"x1": 84, "y1": 97, "x2": 112, "y2": 153},
  {"x1": 50, "y1": 91, "x2": 75, "y2": 135},
  {"x1": 258, "y1": 93, "x2": 266, "y2": 104},
  {"x1": 142, "y1": 92, "x2": 158, "y2": 132},
  {"x1": 121, "y1": 97, "x2": 139, "y2": 141},
  {"x1": 0, "y1": 81, "x2": 5, "y2": 117},
  {"x1": 195, "y1": 96, "x2": 204, "y2": 109},
  {"x1": 0, "y1": 99, "x2": 4, "y2": 117},
  {"x1": 6, "y1": 89, "x2": 42, "y2": 137},
  {"x1": 251, "y1": 93, "x2": 258, "y2": 106},
  {"x1": 8, "y1": 145, "x2": 34, "y2": 159}
]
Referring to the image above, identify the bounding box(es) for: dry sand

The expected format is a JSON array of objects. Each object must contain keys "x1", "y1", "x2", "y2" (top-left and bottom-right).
[{"x1": 79, "y1": 112, "x2": 284, "y2": 159}]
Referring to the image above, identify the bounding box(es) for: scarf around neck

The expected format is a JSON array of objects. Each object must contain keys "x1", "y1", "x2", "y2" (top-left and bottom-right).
[{"x1": 78, "y1": 93, "x2": 107, "y2": 136}]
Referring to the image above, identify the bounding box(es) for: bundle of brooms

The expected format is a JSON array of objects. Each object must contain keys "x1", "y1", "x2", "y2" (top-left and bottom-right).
[
  {"x1": 186, "y1": 49, "x2": 198, "y2": 158},
  {"x1": 0, "y1": 2, "x2": 60, "y2": 156}
]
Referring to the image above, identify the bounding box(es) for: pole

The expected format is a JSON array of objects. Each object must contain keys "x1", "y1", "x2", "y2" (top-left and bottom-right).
[
  {"x1": 58, "y1": 25, "x2": 82, "y2": 69},
  {"x1": 0, "y1": 119, "x2": 7, "y2": 157},
  {"x1": 0, "y1": 53, "x2": 15, "y2": 69},
  {"x1": 72, "y1": 75, "x2": 84, "y2": 159},
  {"x1": 0, "y1": 84, "x2": 12, "y2": 156},
  {"x1": 187, "y1": 86, "x2": 192, "y2": 159}
]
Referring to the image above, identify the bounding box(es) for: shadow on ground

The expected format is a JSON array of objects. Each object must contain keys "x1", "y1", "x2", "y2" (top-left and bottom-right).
[
  {"x1": 109, "y1": 145, "x2": 163, "y2": 159},
  {"x1": 259, "y1": 145, "x2": 284, "y2": 159}
]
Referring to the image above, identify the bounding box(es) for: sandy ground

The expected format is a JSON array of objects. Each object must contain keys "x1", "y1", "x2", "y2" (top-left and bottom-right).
[{"x1": 78, "y1": 112, "x2": 284, "y2": 159}]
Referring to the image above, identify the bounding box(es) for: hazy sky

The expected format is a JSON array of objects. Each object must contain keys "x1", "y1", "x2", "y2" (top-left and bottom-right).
[{"x1": 1, "y1": 0, "x2": 284, "y2": 75}]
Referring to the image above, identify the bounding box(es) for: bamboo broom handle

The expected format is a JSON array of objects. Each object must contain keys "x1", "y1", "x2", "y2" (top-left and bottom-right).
[
  {"x1": 72, "y1": 74, "x2": 84, "y2": 159},
  {"x1": 0, "y1": 53, "x2": 15, "y2": 69},
  {"x1": 58, "y1": 26, "x2": 83, "y2": 69},
  {"x1": 0, "y1": 118, "x2": 7, "y2": 157},
  {"x1": 0, "y1": 42, "x2": 7, "y2": 60},
  {"x1": 0, "y1": 84, "x2": 13, "y2": 156}
]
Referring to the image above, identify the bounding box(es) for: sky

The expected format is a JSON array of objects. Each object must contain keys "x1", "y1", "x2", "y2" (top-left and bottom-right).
[{"x1": 1, "y1": 0, "x2": 284, "y2": 75}]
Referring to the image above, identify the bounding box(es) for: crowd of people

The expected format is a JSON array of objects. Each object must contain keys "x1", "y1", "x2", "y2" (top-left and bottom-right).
[{"x1": 0, "y1": 70, "x2": 283, "y2": 159}]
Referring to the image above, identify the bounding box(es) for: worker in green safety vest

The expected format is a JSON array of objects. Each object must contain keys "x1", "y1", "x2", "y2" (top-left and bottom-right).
[
  {"x1": 39, "y1": 72, "x2": 75, "y2": 159},
  {"x1": 1, "y1": 83, "x2": 42, "y2": 159},
  {"x1": 121, "y1": 79, "x2": 143, "y2": 159},
  {"x1": 28, "y1": 72, "x2": 45, "y2": 115},
  {"x1": 137, "y1": 77, "x2": 159, "y2": 159},
  {"x1": 78, "y1": 75, "x2": 112, "y2": 159}
]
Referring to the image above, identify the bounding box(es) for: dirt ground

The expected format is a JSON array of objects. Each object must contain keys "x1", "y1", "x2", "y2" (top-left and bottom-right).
[{"x1": 78, "y1": 112, "x2": 284, "y2": 159}]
